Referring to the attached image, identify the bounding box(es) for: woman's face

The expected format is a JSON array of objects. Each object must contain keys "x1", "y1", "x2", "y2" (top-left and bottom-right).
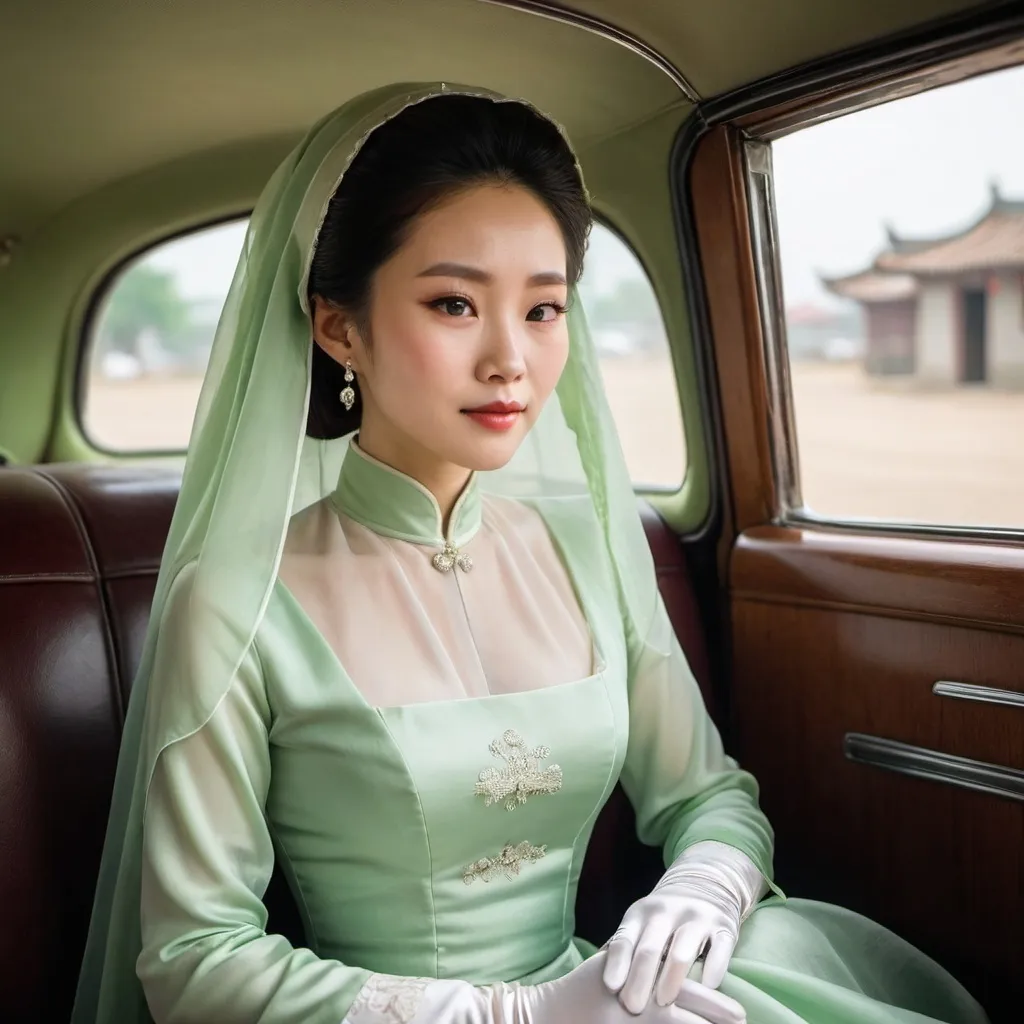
[{"x1": 314, "y1": 183, "x2": 571, "y2": 491}]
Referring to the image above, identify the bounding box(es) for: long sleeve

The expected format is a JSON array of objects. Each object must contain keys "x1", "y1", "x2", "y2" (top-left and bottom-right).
[
  {"x1": 617, "y1": 596, "x2": 780, "y2": 890},
  {"x1": 137, "y1": 633, "x2": 371, "y2": 1024}
]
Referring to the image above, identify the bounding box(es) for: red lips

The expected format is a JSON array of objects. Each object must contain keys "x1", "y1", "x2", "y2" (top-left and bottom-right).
[
  {"x1": 463, "y1": 400, "x2": 525, "y2": 414},
  {"x1": 461, "y1": 400, "x2": 526, "y2": 433}
]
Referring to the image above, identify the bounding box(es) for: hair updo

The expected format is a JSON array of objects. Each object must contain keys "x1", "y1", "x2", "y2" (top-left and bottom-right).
[{"x1": 305, "y1": 94, "x2": 592, "y2": 439}]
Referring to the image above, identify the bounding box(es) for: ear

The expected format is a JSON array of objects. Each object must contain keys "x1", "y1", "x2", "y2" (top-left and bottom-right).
[{"x1": 311, "y1": 297, "x2": 364, "y2": 370}]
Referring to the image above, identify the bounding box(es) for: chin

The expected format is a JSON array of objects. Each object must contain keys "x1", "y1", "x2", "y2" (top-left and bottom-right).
[
  {"x1": 448, "y1": 426, "x2": 526, "y2": 473},
  {"x1": 455, "y1": 445, "x2": 520, "y2": 473}
]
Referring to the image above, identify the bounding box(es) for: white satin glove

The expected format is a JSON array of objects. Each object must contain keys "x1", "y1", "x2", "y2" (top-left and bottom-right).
[
  {"x1": 513, "y1": 952, "x2": 745, "y2": 1024},
  {"x1": 345, "y1": 950, "x2": 747, "y2": 1023},
  {"x1": 603, "y1": 841, "x2": 767, "y2": 1014}
]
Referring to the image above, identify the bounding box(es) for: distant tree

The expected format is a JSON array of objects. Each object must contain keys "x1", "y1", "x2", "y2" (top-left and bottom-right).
[
  {"x1": 100, "y1": 264, "x2": 191, "y2": 356},
  {"x1": 584, "y1": 277, "x2": 661, "y2": 329}
]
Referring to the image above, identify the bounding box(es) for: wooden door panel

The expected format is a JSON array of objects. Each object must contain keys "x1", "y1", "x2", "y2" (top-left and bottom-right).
[
  {"x1": 730, "y1": 528, "x2": 1024, "y2": 1014},
  {"x1": 733, "y1": 525, "x2": 1024, "y2": 631},
  {"x1": 734, "y1": 604, "x2": 1024, "y2": 773}
]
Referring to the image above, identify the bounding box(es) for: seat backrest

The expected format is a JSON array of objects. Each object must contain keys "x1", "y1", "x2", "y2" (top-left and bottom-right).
[
  {"x1": 0, "y1": 464, "x2": 713, "y2": 1023},
  {"x1": 0, "y1": 465, "x2": 177, "y2": 1023}
]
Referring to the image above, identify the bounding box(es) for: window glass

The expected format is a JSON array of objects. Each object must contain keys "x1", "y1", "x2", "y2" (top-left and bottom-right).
[
  {"x1": 579, "y1": 222, "x2": 685, "y2": 487},
  {"x1": 83, "y1": 219, "x2": 685, "y2": 487},
  {"x1": 83, "y1": 219, "x2": 247, "y2": 451},
  {"x1": 773, "y1": 64, "x2": 1024, "y2": 529}
]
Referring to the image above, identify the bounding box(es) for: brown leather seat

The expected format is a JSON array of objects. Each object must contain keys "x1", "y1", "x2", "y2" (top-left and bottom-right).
[{"x1": 0, "y1": 464, "x2": 713, "y2": 1023}]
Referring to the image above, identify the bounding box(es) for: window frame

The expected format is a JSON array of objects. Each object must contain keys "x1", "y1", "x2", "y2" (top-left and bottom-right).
[{"x1": 739, "y1": 40, "x2": 1024, "y2": 545}]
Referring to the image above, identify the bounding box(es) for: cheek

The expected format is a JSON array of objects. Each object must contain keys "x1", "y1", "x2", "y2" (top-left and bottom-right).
[
  {"x1": 528, "y1": 329, "x2": 571, "y2": 397},
  {"x1": 370, "y1": 306, "x2": 466, "y2": 398}
]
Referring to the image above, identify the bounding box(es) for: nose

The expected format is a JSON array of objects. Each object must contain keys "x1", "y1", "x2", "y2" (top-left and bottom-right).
[{"x1": 476, "y1": 314, "x2": 526, "y2": 383}]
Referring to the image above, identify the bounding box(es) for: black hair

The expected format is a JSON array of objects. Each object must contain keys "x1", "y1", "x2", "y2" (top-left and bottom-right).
[{"x1": 305, "y1": 94, "x2": 592, "y2": 439}]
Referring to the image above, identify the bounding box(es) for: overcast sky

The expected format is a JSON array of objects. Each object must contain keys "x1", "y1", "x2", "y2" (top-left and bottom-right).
[{"x1": 152, "y1": 63, "x2": 1024, "y2": 312}]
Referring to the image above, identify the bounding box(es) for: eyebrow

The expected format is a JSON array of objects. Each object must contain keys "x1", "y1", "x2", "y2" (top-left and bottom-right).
[{"x1": 416, "y1": 262, "x2": 566, "y2": 287}]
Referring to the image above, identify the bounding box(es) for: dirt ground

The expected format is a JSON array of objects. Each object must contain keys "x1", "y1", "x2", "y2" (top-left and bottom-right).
[
  {"x1": 86, "y1": 359, "x2": 1024, "y2": 529},
  {"x1": 789, "y1": 362, "x2": 1024, "y2": 527}
]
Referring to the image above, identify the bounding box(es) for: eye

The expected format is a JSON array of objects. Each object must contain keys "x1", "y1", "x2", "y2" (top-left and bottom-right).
[
  {"x1": 526, "y1": 302, "x2": 568, "y2": 323},
  {"x1": 430, "y1": 296, "x2": 475, "y2": 317}
]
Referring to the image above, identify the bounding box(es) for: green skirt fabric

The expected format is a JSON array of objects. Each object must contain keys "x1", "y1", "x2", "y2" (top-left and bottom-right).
[{"x1": 713, "y1": 899, "x2": 987, "y2": 1024}]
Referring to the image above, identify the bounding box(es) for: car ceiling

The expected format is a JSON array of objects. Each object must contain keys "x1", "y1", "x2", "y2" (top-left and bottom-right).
[{"x1": 0, "y1": 0, "x2": 989, "y2": 240}]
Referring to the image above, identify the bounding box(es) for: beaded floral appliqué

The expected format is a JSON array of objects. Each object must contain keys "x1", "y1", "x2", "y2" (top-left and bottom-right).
[
  {"x1": 475, "y1": 729, "x2": 563, "y2": 810},
  {"x1": 463, "y1": 841, "x2": 547, "y2": 884},
  {"x1": 348, "y1": 974, "x2": 430, "y2": 1023}
]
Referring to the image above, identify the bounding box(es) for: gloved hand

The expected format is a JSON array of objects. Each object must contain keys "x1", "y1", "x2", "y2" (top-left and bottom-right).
[
  {"x1": 513, "y1": 952, "x2": 746, "y2": 1023},
  {"x1": 346, "y1": 950, "x2": 747, "y2": 1023},
  {"x1": 603, "y1": 841, "x2": 767, "y2": 1014}
]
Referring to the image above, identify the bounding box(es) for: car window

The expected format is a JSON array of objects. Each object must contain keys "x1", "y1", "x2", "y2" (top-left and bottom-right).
[
  {"x1": 579, "y1": 223, "x2": 685, "y2": 488},
  {"x1": 82, "y1": 219, "x2": 685, "y2": 487},
  {"x1": 771, "y1": 64, "x2": 1024, "y2": 530},
  {"x1": 82, "y1": 219, "x2": 247, "y2": 452}
]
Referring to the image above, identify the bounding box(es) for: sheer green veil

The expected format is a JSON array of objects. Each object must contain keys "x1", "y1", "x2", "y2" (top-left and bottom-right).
[{"x1": 72, "y1": 81, "x2": 667, "y2": 1023}]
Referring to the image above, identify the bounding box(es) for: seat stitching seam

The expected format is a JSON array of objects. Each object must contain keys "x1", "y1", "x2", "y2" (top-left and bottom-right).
[{"x1": 32, "y1": 469, "x2": 126, "y2": 724}]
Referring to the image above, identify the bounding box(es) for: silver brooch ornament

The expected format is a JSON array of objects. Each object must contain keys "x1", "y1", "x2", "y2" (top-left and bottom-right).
[{"x1": 432, "y1": 542, "x2": 472, "y2": 573}]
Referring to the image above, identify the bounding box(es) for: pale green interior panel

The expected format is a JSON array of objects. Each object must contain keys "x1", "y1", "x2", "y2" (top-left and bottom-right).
[
  {"x1": 558, "y1": 0, "x2": 987, "y2": 96},
  {"x1": 0, "y1": 0, "x2": 679, "y2": 239}
]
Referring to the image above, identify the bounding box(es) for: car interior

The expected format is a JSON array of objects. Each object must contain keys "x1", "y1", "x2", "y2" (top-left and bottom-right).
[{"x1": 1, "y1": 2, "x2": 1022, "y2": 1022}]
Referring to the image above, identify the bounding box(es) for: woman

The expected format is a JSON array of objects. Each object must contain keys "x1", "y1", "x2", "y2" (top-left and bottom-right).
[{"x1": 72, "y1": 83, "x2": 989, "y2": 1024}]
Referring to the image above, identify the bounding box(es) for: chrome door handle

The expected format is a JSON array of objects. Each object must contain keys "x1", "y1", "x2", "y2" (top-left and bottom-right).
[
  {"x1": 844, "y1": 733, "x2": 1024, "y2": 803},
  {"x1": 932, "y1": 680, "x2": 1024, "y2": 709}
]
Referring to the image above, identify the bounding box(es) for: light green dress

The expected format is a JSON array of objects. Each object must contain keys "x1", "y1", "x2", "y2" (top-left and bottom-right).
[{"x1": 136, "y1": 443, "x2": 988, "y2": 1024}]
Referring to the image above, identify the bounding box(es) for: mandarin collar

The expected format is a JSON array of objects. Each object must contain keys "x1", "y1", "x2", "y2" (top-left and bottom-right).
[{"x1": 331, "y1": 440, "x2": 481, "y2": 549}]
